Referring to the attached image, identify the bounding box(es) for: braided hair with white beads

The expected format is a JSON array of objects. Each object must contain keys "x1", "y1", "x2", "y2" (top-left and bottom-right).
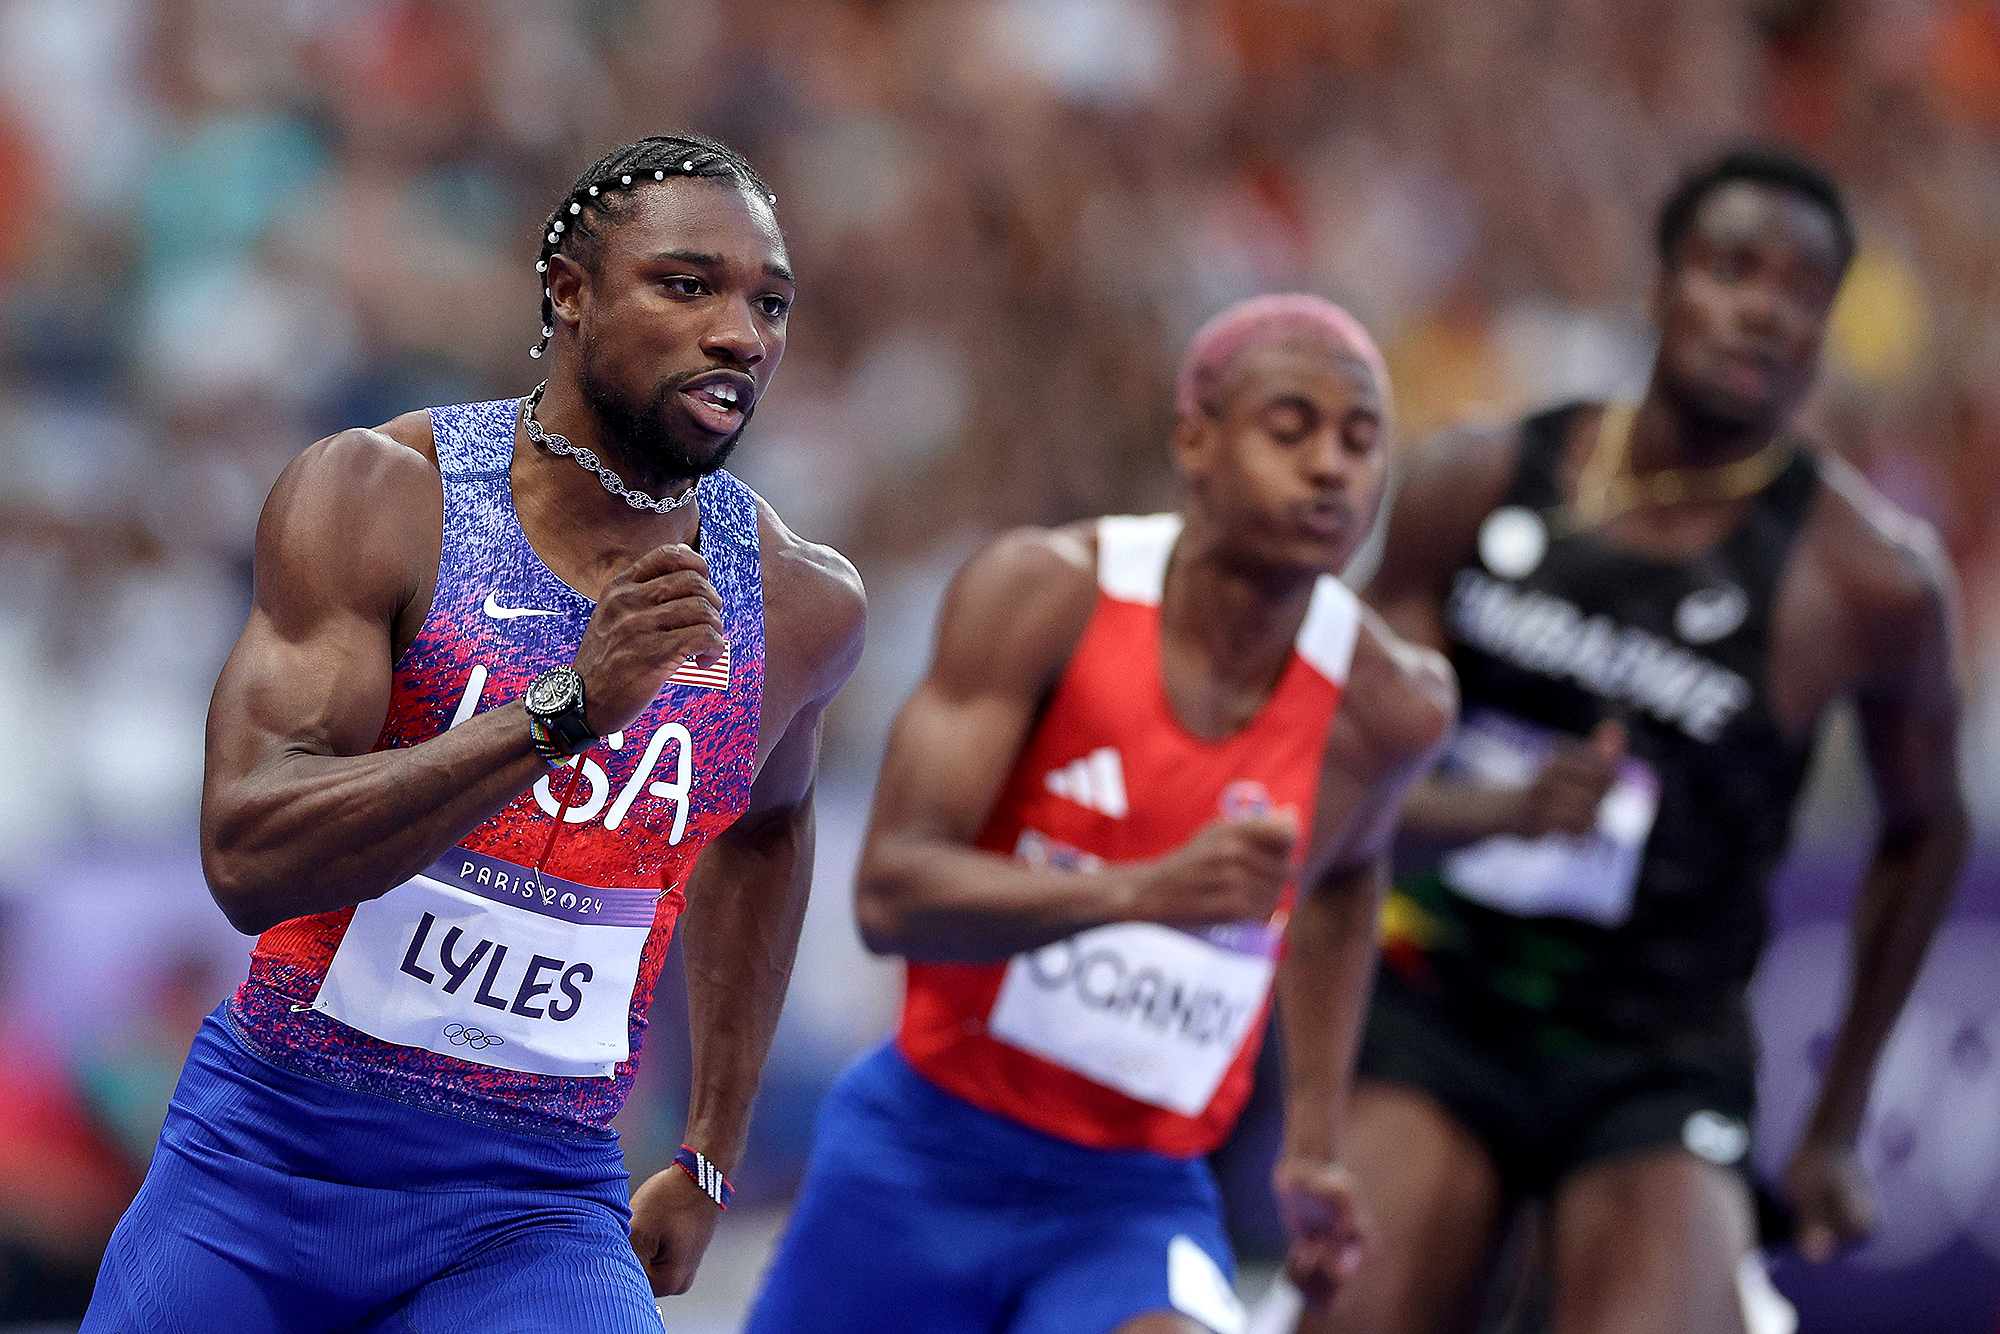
[{"x1": 530, "y1": 134, "x2": 777, "y2": 359}]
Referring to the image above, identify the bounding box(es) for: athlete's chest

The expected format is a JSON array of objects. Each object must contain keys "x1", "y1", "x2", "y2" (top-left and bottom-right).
[
  {"x1": 1449, "y1": 507, "x2": 1786, "y2": 747},
  {"x1": 1001, "y1": 597, "x2": 1341, "y2": 865},
  {"x1": 404, "y1": 623, "x2": 756, "y2": 876},
  {"x1": 380, "y1": 463, "x2": 767, "y2": 885}
]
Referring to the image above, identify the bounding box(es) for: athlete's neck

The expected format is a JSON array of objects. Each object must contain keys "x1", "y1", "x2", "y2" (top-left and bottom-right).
[
  {"x1": 1157, "y1": 513, "x2": 1318, "y2": 739},
  {"x1": 1628, "y1": 377, "x2": 1785, "y2": 477},
  {"x1": 512, "y1": 375, "x2": 701, "y2": 600}
]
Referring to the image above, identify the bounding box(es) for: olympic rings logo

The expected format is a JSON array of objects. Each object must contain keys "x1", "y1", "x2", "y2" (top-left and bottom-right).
[{"x1": 443, "y1": 1023, "x2": 505, "y2": 1050}]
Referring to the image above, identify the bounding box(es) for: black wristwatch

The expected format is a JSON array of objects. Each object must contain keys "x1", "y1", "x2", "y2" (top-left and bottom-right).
[{"x1": 524, "y1": 665, "x2": 596, "y2": 762}]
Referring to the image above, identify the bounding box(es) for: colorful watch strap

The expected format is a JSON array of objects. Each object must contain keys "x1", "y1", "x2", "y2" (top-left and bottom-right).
[{"x1": 529, "y1": 716, "x2": 571, "y2": 766}]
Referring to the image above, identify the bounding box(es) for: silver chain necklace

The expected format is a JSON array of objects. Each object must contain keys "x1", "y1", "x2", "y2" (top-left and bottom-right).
[{"x1": 519, "y1": 381, "x2": 698, "y2": 515}]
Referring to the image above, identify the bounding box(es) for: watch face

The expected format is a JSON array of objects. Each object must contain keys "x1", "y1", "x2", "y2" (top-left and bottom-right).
[{"x1": 526, "y1": 666, "x2": 582, "y2": 717}]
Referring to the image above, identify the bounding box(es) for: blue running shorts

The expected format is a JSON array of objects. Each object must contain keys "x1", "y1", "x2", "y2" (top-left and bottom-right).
[
  {"x1": 745, "y1": 1043, "x2": 1243, "y2": 1334},
  {"x1": 82, "y1": 1008, "x2": 662, "y2": 1334}
]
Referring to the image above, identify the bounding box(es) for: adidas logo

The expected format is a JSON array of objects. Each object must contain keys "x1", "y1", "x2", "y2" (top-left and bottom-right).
[{"x1": 1044, "y1": 747, "x2": 1127, "y2": 818}]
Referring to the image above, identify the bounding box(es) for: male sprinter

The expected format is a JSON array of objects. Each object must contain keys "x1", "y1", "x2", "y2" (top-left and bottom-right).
[
  {"x1": 83, "y1": 134, "x2": 864, "y2": 1332},
  {"x1": 1314, "y1": 147, "x2": 1968, "y2": 1334},
  {"x1": 747, "y1": 295, "x2": 1454, "y2": 1334}
]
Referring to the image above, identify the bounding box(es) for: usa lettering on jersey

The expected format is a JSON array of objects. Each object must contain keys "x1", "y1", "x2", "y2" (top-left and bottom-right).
[{"x1": 451, "y1": 667, "x2": 698, "y2": 842}]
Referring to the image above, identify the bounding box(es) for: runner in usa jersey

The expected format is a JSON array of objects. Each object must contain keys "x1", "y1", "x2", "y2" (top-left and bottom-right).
[
  {"x1": 229, "y1": 393, "x2": 765, "y2": 1131},
  {"x1": 85, "y1": 136, "x2": 865, "y2": 1334},
  {"x1": 749, "y1": 295, "x2": 1454, "y2": 1334}
]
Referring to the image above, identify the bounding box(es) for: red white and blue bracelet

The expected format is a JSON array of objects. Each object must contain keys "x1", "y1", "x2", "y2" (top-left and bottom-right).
[{"x1": 673, "y1": 1145, "x2": 734, "y2": 1210}]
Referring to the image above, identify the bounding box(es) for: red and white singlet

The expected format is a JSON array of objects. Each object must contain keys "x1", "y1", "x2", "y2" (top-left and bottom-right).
[{"x1": 898, "y1": 513, "x2": 1361, "y2": 1157}]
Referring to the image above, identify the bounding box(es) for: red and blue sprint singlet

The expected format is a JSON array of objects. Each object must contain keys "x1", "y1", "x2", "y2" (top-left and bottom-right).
[
  {"x1": 228, "y1": 397, "x2": 764, "y2": 1140},
  {"x1": 899, "y1": 513, "x2": 1359, "y2": 1158},
  {"x1": 748, "y1": 515, "x2": 1360, "y2": 1334}
]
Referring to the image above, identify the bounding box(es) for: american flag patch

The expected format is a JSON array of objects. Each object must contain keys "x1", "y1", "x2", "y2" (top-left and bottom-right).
[{"x1": 667, "y1": 640, "x2": 731, "y2": 691}]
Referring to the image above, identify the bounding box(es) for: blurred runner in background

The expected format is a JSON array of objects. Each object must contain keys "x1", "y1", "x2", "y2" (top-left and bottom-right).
[
  {"x1": 1313, "y1": 146, "x2": 1969, "y2": 1334},
  {"x1": 747, "y1": 295, "x2": 1453, "y2": 1334}
]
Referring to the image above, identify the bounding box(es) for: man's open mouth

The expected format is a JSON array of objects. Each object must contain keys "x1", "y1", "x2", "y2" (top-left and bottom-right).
[{"x1": 680, "y1": 372, "x2": 753, "y2": 434}]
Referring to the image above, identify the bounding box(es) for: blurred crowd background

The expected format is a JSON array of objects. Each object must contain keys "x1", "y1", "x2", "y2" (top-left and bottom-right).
[{"x1": 0, "y1": 0, "x2": 1997, "y2": 1329}]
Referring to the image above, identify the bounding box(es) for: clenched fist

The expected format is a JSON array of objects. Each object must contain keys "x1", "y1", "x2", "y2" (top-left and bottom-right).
[
  {"x1": 1786, "y1": 1137, "x2": 1875, "y2": 1263},
  {"x1": 573, "y1": 543, "x2": 727, "y2": 737},
  {"x1": 1273, "y1": 1155, "x2": 1370, "y2": 1307},
  {"x1": 1511, "y1": 719, "x2": 1626, "y2": 838},
  {"x1": 1128, "y1": 814, "x2": 1298, "y2": 927}
]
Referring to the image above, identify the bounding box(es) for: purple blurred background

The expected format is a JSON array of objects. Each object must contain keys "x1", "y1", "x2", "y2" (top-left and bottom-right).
[{"x1": 0, "y1": 1, "x2": 1994, "y2": 1329}]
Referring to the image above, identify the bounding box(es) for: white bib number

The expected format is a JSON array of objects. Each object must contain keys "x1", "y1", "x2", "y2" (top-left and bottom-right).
[
  {"x1": 988, "y1": 918, "x2": 1278, "y2": 1116},
  {"x1": 1438, "y1": 710, "x2": 1660, "y2": 928},
  {"x1": 313, "y1": 848, "x2": 658, "y2": 1078}
]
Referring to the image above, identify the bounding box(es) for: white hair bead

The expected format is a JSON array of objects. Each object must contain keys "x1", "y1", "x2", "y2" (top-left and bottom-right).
[
  {"x1": 547, "y1": 231, "x2": 558, "y2": 243},
  {"x1": 569, "y1": 202, "x2": 580, "y2": 214},
  {"x1": 588, "y1": 185, "x2": 599, "y2": 196},
  {"x1": 536, "y1": 260, "x2": 547, "y2": 272},
  {"x1": 621, "y1": 174, "x2": 632, "y2": 185},
  {"x1": 552, "y1": 220, "x2": 564, "y2": 232},
  {"x1": 529, "y1": 345, "x2": 543, "y2": 358}
]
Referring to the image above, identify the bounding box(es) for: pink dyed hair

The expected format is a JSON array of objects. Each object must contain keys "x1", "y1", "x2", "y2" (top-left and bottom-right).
[{"x1": 1174, "y1": 293, "x2": 1389, "y2": 419}]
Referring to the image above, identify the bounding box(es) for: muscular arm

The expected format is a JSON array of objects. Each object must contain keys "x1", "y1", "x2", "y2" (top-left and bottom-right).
[
  {"x1": 1363, "y1": 424, "x2": 1554, "y2": 846},
  {"x1": 1276, "y1": 630, "x2": 1455, "y2": 1162},
  {"x1": 1790, "y1": 524, "x2": 1970, "y2": 1259},
  {"x1": 854, "y1": 529, "x2": 1138, "y2": 962},
  {"x1": 1272, "y1": 626, "x2": 1455, "y2": 1302},
  {"x1": 854, "y1": 529, "x2": 1295, "y2": 963},
  {"x1": 679, "y1": 548, "x2": 865, "y2": 1179},
  {"x1": 200, "y1": 430, "x2": 551, "y2": 935},
  {"x1": 631, "y1": 537, "x2": 865, "y2": 1296},
  {"x1": 203, "y1": 423, "x2": 731, "y2": 936}
]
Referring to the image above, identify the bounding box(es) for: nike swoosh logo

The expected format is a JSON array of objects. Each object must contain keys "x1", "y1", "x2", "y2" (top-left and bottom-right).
[{"x1": 484, "y1": 592, "x2": 558, "y2": 620}]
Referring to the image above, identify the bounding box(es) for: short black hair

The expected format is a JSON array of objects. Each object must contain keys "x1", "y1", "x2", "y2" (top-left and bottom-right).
[
  {"x1": 1655, "y1": 145, "x2": 1855, "y2": 274},
  {"x1": 531, "y1": 133, "x2": 776, "y2": 358}
]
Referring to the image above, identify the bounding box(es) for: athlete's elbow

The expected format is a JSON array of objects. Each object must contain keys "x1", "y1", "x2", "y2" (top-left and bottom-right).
[
  {"x1": 1933, "y1": 795, "x2": 1973, "y2": 859},
  {"x1": 1882, "y1": 791, "x2": 1972, "y2": 870},
  {"x1": 856, "y1": 836, "x2": 924, "y2": 948},
  {"x1": 853, "y1": 880, "x2": 909, "y2": 956},
  {"x1": 202, "y1": 814, "x2": 310, "y2": 935}
]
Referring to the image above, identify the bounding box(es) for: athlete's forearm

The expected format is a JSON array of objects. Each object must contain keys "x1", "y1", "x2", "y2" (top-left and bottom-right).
[
  {"x1": 1804, "y1": 806, "x2": 1969, "y2": 1147},
  {"x1": 678, "y1": 798, "x2": 817, "y2": 1174},
  {"x1": 1274, "y1": 859, "x2": 1387, "y2": 1164},
  {"x1": 1394, "y1": 777, "x2": 1523, "y2": 849},
  {"x1": 855, "y1": 835, "x2": 1138, "y2": 963},
  {"x1": 201, "y1": 701, "x2": 547, "y2": 934}
]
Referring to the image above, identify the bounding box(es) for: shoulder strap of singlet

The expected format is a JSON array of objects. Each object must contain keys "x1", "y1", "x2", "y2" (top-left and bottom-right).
[
  {"x1": 1505, "y1": 401, "x2": 1591, "y2": 511},
  {"x1": 694, "y1": 468, "x2": 761, "y2": 555},
  {"x1": 1096, "y1": 513, "x2": 1361, "y2": 683},
  {"x1": 1296, "y1": 576, "x2": 1362, "y2": 685},
  {"x1": 427, "y1": 399, "x2": 518, "y2": 480},
  {"x1": 1715, "y1": 444, "x2": 1822, "y2": 593},
  {"x1": 1097, "y1": 513, "x2": 1184, "y2": 605},
  {"x1": 1756, "y1": 444, "x2": 1821, "y2": 532},
  {"x1": 419, "y1": 398, "x2": 763, "y2": 550}
]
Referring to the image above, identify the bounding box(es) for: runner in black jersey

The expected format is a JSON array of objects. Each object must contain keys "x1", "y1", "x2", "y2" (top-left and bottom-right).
[{"x1": 1304, "y1": 148, "x2": 1969, "y2": 1334}]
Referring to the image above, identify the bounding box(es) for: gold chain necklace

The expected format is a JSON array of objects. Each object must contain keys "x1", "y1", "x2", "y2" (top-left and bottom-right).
[{"x1": 1572, "y1": 402, "x2": 1796, "y2": 525}]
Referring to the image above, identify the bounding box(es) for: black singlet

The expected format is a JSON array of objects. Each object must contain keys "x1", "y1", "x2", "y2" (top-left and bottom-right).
[{"x1": 1388, "y1": 401, "x2": 1822, "y2": 1068}]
